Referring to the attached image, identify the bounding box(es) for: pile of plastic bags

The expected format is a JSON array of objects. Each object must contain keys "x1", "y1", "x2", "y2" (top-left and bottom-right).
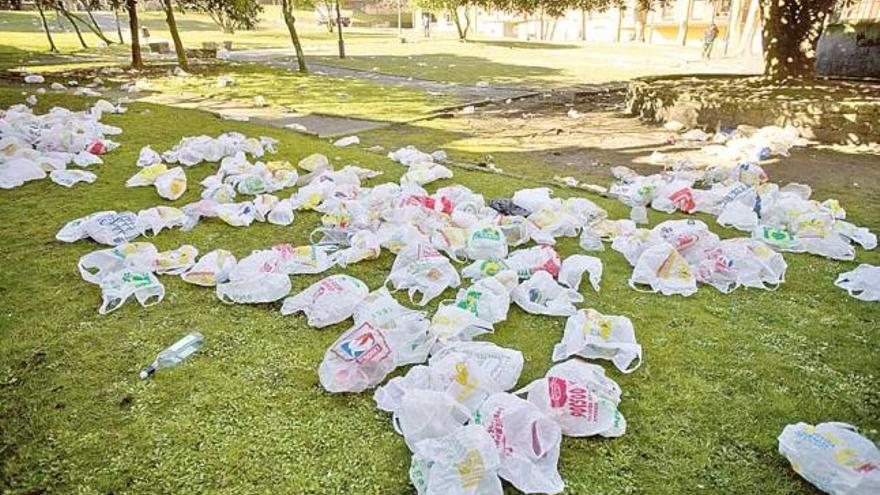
[{"x1": 1, "y1": 100, "x2": 125, "y2": 189}]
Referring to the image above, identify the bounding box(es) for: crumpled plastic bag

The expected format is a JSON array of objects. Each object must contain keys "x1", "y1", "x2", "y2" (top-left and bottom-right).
[
  {"x1": 57, "y1": 211, "x2": 143, "y2": 246},
  {"x1": 778, "y1": 422, "x2": 880, "y2": 495},
  {"x1": 319, "y1": 289, "x2": 433, "y2": 393},
  {"x1": 506, "y1": 245, "x2": 562, "y2": 280},
  {"x1": 474, "y1": 392, "x2": 565, "y2": 494},
  {"x1": 137, "y1": 206, "x2": 188, "y2": 236},
  {"x1": 387, "y1": 243, "x2": 461, "y2": 306},
  {"x1": 428, "y1": 304, "x2": 495, "y2": 344},
  {"x1": 330, "y1": 230, "x2": 381, "y2": 268},
  {"x1": 98, "y1": 269, "x2": 164, "y2": 315},
  {"x1": 281, "y1": 274, "x2": 369, "y2": 327},
  {"x1": 558, "y1": 255, "x2": 603, "y2": 292},
  {"x1": 152, "y1": 245, "x2": 199, "y2": 275},
  {"x1": 137, "y1": 145, "x2": 162, "y2": 167},
  {"x1": 409, "y1": 424, "x2": 503, "y2": 495},
  {"x1": 216, "y1": 271, "x2": 291, "y2": 304},
  {"x1": 267, "y1": 199, "x2": 294, "y2": 226},
  {"x1": 453, "y1": 271, "x2": 517, "y2": 325},
  {"x1": 629, "y1": 242, "x2": 697, "y2": 296},
  {"x1": 78, "y1": 242, "x2": 158, "y2": 284},
  {"x1": 518, "y1": 359, "x2": 626, "y2": 438},
  {"x1": 465, "y1": 225, "x2": 508, "y2": 261},
  {"x1": 126, "y1": 163, "x2": 168, "y2": 187},
  {"x1": 461, "y1": 257, "x2": 511, "y2": 281},
  {"x1": 511, "y1": 271, "x2": 583, "y2": 317},
  {"x1": 553, "y1": 309, "x2": 643, "y2": 373},
  {"x1": 49, "y1": 169, "x2": 96, "y2": 187},
  {"x1": 272, "y1": 243, "x2": 336, "y2": 275},
  {"x1": 835, "y1": 264, "x2": 880, "y2": 302},
  {"x1": 155, "y1": 166, "x2": 187, "y2": 200},
  {"x1": 393, "y1": 389, "x2": 471, "y2": 450},
  {"x1": 375, "y1": 342, "x2": 523, "y2": 415},
  {"x1": 181, "y1": 249, "x2": 237, "y2": 286}
]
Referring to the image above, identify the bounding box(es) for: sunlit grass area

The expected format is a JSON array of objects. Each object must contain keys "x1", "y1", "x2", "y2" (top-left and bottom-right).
[{"x1": 144, "y1": 62, "x2": 460, "y2": 122}]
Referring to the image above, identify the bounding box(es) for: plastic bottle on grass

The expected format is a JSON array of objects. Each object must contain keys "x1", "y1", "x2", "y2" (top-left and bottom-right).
[{"x1": 140, "y1": 331, "x2": 205, "y2": 379}]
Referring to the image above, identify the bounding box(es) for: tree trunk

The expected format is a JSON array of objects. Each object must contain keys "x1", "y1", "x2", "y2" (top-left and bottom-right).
[
  {"x1": 282, "y1": 0, "x2": 308, "y2": 73},
  {"x1": 57, "y1": 6, "x2": 88, "y2": 48},
  {"x1": 115, "y1": 8, "x2": 125, "y2": 44},
  {"x1": 60, "y1": 4, "x2": 113, "y2": 45},
  {"x1": 451, "y1": 7, "x2": 467, "y2": 40},
  {"x1": 760, "y1": 0, "x2": 833, "y2": 80},
  {"x1": 127, "y1": 0, "x2": 143, "y2": 69},
  {"x1": 335, "y1": 0, "x2": 345, "y2": 58},
  {"x1": 162, "y1": 0, "x2": 188, "y2": 68},
  {"x1": 85, "y1": 5, "x2": 113, "y2": 43},
  {"x1": 37, "y1": 1, "x2": 59, "y2": 53}
]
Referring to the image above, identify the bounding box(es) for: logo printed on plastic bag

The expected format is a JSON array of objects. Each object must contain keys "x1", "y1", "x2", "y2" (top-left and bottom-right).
[{"x1": 333, "y1": 322, "x2": 391, "y2": 364}]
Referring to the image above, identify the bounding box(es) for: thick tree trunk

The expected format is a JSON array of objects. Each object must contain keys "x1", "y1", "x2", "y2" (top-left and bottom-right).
[
  {"x1": 282, "y1": 0, "x2": 308, "y2": 73},
  {"x1": 114, "y1": 8, "x2": 125, "y2": 44},
  {"x1": 335, "y1": 0, "x2": 345, "y2": 59},
  {"x1": 37, "y1": 1, "x2": 59, "y2": 53},
  {"x1": 761, "y1": 0, "x2": 833, "y2": 80},
  {"x1": 127, "y1": 0, "x2": 143, "y2": 69},
  {"x1": 57, "y1": 6, "x2": 88, "y2": 48},
  {"x1": 162, "y1": 0, "x2": 188, "y2": 68}
]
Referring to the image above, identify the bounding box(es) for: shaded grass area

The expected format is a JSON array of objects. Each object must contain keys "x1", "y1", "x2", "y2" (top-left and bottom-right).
[
  {"x1": 143, "y1": 62, "x2": 460, "y2": 122},
  {"x1": 0, "y1": 85, "x2": 878, "y2": 495}
]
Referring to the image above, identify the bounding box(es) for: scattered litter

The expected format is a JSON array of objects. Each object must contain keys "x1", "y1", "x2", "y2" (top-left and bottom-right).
[
  {"x1": 23, "y1": 74, "x2": 44, "y2": 84},
  {"x1": 779, "y1": 422, "x2": 880, "y2": 495},
  {"x1": 284, "y1": 123, "x2": 308, "y2": 132},
  {"x1": 835, "y1": 264, "x2": 880, "y2": 302},
  {"x1": 518, "y1": 359, "x2": 625, "y2": 437},
  {"x1": 50, "y1": 169, "x2": 97, "y2": 187},
  {"x1": 460, "y1": 106, "x2": 475, "y2": 115},
  {"x1": 253, "y1": 95, "x2": 267, "y2": 108},
  {"x1": 220, "y1": 114, "x2": 249, "y2": 122},
  {"x1": 139, "y1": 331, "x2": 205, "y2": 379},
  {"x1": 333, "y1": 135, "x2": 360, "y2": 147},
  {"x1": 281, "y1": 274, "x2": 369, "y2": 327},
  {"x1": 553, "y1": 309, "x2": 642, "y2": 373}
]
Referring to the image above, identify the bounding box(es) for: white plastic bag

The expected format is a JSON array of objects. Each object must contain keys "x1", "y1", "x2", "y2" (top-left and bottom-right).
[
  {"x1": 465, "y1": 225, "x2": 508, "y2": 261},
  {"x1": 629, "y1": 243, "x2": 697, "y2": 296},
  {"x1": 49, "y1": 169, "x2": 97, "y2": 188},
  {"x1": 154, "y1": 166, "x2": 187, "y2": 200},
  {"x1": 511, "y1": 271, "x2": 583, "y2": 317},
  {"x1": 181, "y1": 249, "x2": 237, "y2": 286},
  {"x1": 78, "y1": 242, "x2": 158, "y2": 284},
  {"x1": 280, "y1": 274, "x2": 370, "y2": 327},
  {"x1": 778, "y1": 422, "x2": 880, "y2": 495},
  {"x1": 318, "y1": 321, "x2": 398, "y2": 393},
  {"x1": 394, "y1": 389, "x2": 471, "y2": 450},
  {"x1": 98, "y1": 270, "x2": 164, "y2": 315},
  {"x1": 216, "y1": 272, "x2": 291, "y2": 304},
  {"x1": 409, "y1": 425, "x2": 503, "y2": 495},
  {"x1": 137, "y1": 145, "x2": 162, "y2": 167},
  {"x1": 558, "y1": 255, "x2": 603, "y2": 292},
  {"x1": 519, "y1": 359, "x2": 626, "y2": 438},
  {"x1": 152, "y1": 245, "x2": 199, "y2": 275},
  {"x1": 387, "y1": 244, "x2": 461, "y2": 306},
  {"x1": 552, "y1": 309, "x2": 643, "y2": 373},
  {"x1": 475, "y1": 392, "x2": 565, "y2": 494},
  {"x1": 835, "y1": 264, "x2": 880, "y2": 302},
  {"x1": 453, "y1": 272, "x2": 516, "y2": 325}
]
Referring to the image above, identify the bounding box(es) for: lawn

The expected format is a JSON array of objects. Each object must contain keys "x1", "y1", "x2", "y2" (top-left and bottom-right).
[
  {"x1": 0, "y1": 78, "x2": 878, "y2": 495},
  {"x1": 142, "y1": 62, "x2": 460, "y2": 123},
  {"x1": 1, "y1": 7, "x2": 710, "y2": 88}
]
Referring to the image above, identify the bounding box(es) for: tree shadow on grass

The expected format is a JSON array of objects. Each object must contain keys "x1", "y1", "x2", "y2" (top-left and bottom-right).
[
  {"x1": 468, "y1": 39, "x2": 583, "y2": 50},
  {"x1": 311, "y1": 52, "x2": 566, "y2": 86}
]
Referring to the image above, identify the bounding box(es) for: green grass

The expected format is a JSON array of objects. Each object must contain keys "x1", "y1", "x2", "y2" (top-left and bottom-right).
[
  {"x1": 1, "y1": 8, "x2": 706, "y2": 88},
  {"x1": 142, "y1": 62, "x2": 460, "y2": 123},
  {"x1": 0, "y1": 84, "x2": 878, "y2": 495}
]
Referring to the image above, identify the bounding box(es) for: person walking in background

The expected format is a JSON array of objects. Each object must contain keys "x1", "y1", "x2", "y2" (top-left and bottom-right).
[
  {"x1": 702, "y1": 22, "x2": 719, "y2": 59},
  {"x1": 423, "y1": 12, "x2": 431, "y2": 38}
]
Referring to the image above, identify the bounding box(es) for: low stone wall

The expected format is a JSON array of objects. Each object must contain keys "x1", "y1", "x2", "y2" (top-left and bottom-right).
[
  {"x1": 626, "y1": 75, "x2": 880, "y2": 145},
  {"x1": 817, "y1": 22, "x2": 880, "y2": 79}
]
